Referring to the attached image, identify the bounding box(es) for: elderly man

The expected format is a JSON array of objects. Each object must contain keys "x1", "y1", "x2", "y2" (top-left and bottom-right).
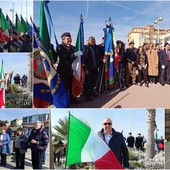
[
  {"x1": 84, "y1": 36, "x2": 99, "y2": 101},
  {"x1": 29, "y1": 121, "x2": 49, "y2": 169},
  {"x1": 56, "y1": 32, "x2": 80, "y2": 104},
  {"x1": 98, "y1": 118, "x2": 130, "y2": 168}
]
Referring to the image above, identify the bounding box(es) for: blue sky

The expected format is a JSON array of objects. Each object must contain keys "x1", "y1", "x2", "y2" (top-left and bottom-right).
[
  {"x1": 34, "y1": 1, "x2": 170, "y2": 46},
  {"x1": 51, "y1": 108, "x2": 164, "y2": 139},
  {"x1": 0, "y1": 0, "x2": 33, "y2": 23},
  {"x1": 0, "y1": 108, "x2": 49, "y2": 122},
  {"x1": 0, "y1": 54, "x2": 29, "y2": 80}
]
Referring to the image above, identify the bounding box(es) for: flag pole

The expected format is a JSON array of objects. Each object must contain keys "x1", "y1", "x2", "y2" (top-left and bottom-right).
[{"x1": 26, "y1": 0, "x2": 28, "y2": 20}]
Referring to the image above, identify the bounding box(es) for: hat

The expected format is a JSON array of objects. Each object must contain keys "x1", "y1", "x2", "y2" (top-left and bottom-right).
[
  {"x1": 164, "y1": 42, "x2": 169, "y2": 47},
  {"x1": 35, "y1": 121, "x2": 42, "y2": 124},
  {"x1": 129, "y1": 41, "x2": 135, "y2": 45},
  {"x1": 138, "y1": 133, "x2": 141, "y2": 135},
  {"x1": 61, "y1": 32, "x2": 71, "y2": 39},
  {"x1": 129, "y1": 132, "x2": 132, "y2": 135},
  {"x1": 117, "y1": 40, "x2": 122, "y2": 45}
]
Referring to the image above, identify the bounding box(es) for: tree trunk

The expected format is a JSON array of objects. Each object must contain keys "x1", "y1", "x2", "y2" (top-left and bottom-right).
[
  {"x1": 146, "y1": 109, "x2": 156, "y2": 159},
  {"x1": 27, "y1": 53, "x2": 32, "y2": 92}
]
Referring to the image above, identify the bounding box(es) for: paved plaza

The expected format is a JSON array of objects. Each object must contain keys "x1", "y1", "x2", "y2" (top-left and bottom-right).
[{"x1": 71, "y1": 83, "x2": 170, "y2": 108}]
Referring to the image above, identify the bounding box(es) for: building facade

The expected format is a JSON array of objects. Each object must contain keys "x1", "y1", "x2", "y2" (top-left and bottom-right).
[
  {"x1": 128, "y1": 25, "x2": 167, "y2": 48},
  {"x1": 10, "y1": 118, "x2": 23, "y2": 127}
]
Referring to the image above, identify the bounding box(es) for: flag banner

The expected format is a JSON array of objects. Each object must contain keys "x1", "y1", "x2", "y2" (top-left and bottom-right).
[
  {"x1": 20, "y1": 15, "x2": 30, "y2": 33},
  {"x1": 15, "y1": 13, "x2": 25, "y2": 33},
  {"x1": 0, "y1": 88, "x2": 5, "y2": 108},
  {"x1": 32, "y1": 19, "x2": 69, "y2": 108},
  {"x1": 104, "y1": 25, "x2": 115, "y2": 87},
  {"x1": 26, "y1": 21, "x2": 32, "y2": 36},
  {"x1": 72, "y1": 14, "x2": 84, "y2": 97},
  {"x1": 6, "y1": 14, "x2": 15, "y2": 33},
  {"x1": 43, "y1": 1, "x2": 59, "y2": 48},
  {"x1": 39, "y1": 0, "x2": 52, "y2": 61},
  {"x1": 66, "y1": 114, "x2": 123, "y2": 169},
  {"x1": 0, "y1": 9, "x2": 10, "y2": 42}
]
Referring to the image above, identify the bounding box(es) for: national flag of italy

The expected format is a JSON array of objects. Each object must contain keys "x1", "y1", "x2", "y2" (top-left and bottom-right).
[{"x1": 66, "y1": 114, "x2": 123, "y2": 169}]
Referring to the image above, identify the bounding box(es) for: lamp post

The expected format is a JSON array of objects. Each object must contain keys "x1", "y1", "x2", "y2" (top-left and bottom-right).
[{"x1": 154, "y1": 17, "x2": 163, "y2": 43}]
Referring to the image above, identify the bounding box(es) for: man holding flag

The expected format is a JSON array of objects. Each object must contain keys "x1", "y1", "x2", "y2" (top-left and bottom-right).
[{"x1": 56, "y1": 32, "x2": 82, "y2": 104}]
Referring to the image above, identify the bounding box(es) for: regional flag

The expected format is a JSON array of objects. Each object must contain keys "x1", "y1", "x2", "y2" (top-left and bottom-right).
[
  {"x1": 20, "y1": 16, "x2": 30, "y2": 33},
  {"x1": 32, "y1": 19, "x2": 69, "y2": 108},
  {"x1": 72, "y1": 14, "x2": 84, "y2": 98},
  {"x1": 15, "y1": 13, "x2": 25, "y2": 33},
  {"x1": 66, "y1": 114, "x2": 123, "y2": 169}
]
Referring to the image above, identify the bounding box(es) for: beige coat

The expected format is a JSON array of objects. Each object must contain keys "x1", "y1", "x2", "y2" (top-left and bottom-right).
[{"x1": 146, "y1": 50, "x2": 159, "y2": 76}]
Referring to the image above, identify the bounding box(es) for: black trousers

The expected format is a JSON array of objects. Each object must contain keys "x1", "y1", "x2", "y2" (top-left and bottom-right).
[
  {"x1": 84, "y1": 68, "x2": 98, "y2": 97},
  {"x1": 15, "y1": 148, "x2": 25, "y2": 169},
  {"x1": 149, "y1": 76, "x2": 157, "y2": 84},
  {"x1": 59, "y1": 72, "x2": 76, "y2": 102},
  {"x1": 31, "y1": 150, "x2": 43, "y2": 169},
  {"x1": 138, "y1": 68, "x2": 148, "y2": 84},
  {"x1": 1, "y1": 154, "x2": 6, "y2": 166}
]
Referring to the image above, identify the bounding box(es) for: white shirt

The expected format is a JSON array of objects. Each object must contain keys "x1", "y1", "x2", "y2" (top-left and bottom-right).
[{"x1": 104, "y1": 133, "x2": 112, "y2": 145}]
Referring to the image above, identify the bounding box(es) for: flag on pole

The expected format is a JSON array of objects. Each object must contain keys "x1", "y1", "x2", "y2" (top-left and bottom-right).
[
  {"x1": 0, "y1": 60, "x2": 5, "y2": 108},
  {"x1": 20, "y1": 15, "x2": 30, "y2": 33},
  {"x1": 43, "y1": 1, "x2": 59, "y2": 48},
  {"x1": 72, "y1": 14, "x2": 84, "y2": 98},
  {"x1": 39, "y1": 0, "x2": 52, "y2": 61},
  {"x1": 104, "y1": 24, "x2": 115, "y2": 87},
  {"x1": 15, "y1": 13, "x2": 25, "y2": 33},
  {"x1": 66, "y1": 114, "x2": 123, "y2": 169},
  {"x1": 32, "y1": 19, "x2": 69, "y2": 108},
  {"x1": 0, "y1": 8, "x2": 10, "y2": 42},
  {"x1": 6, "y1": 14, "x2": 15, "y2": 33}
]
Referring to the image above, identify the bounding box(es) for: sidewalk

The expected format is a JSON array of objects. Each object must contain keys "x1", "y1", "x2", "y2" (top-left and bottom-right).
[
  {"x1": 71, "y1": 83, "x2": 170, "y2": 108},
  {"x1": 0, "y1": 148, "x2": 49, "y2": 169}
]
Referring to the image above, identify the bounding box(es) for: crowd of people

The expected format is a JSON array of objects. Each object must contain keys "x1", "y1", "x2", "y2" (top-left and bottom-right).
[
  {"x1": 0, "y1": 32, "x2": 32, "y2": 53},
  {"x1": 53, "y1": 32, "x2": 170, "y2": 105},
  {"x1": 126, "y1": 132, "x2": 164, "y2": 152},
  {"x1": 0, "y1": 121, "x2": 49, "y2": 169}
]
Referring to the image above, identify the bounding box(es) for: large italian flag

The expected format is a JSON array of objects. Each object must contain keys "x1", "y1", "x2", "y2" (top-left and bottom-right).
[{"x1": 66, "y1": 114, "x2": 123, "y2": 169}]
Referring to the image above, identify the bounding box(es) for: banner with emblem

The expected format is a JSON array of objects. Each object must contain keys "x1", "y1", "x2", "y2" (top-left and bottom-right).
[{"x1": 32, "y1": 19, "x2": 69, "y2": 108}]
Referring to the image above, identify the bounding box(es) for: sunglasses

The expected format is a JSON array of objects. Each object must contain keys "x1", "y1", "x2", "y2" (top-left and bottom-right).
[{"x1": 103, "y1": 122, "x2": 112, "y2": 126}]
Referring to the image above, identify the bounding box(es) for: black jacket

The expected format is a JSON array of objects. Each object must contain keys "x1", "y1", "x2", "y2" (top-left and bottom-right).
[
  {"x1": 127, "y1": 136, "x2": 135, "y2": 148},
  {"x1": 125, "y1": 48, "x2": 137, "y2": 63},
  {"x1": 57, "y1": 43, "x2": 76, "y2": 75},
  {"x1": 98, "y1": 128, "x2": 129, "y2": 168},
  {"x1": 84, "y1": 44, "x2": 99, "y2": 71},
  {"x1": 159, "y1": 50, "x2": 167, "y2": 66}
]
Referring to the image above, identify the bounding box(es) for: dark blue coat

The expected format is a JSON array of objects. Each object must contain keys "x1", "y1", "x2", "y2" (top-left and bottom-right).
[
  {"x1": 98, "y1": 128, "x2": 129, "y2": 168},
  {"x1": 29, "y1": 128, "x2": 49, "y2": 151}
]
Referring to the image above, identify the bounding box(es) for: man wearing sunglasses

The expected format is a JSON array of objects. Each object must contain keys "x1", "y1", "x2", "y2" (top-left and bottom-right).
[{"x1": 98, "y1": 118, "x2": 130, "y2": 168}]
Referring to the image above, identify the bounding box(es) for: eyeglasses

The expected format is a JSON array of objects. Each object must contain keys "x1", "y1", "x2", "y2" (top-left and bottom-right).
[{"x1": 103, "y1": 122, "x2": 112, "y2": 126}]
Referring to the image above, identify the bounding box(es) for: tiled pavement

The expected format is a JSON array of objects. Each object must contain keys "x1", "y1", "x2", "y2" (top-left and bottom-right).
[{"x1": 71, "y1": 83, "x2": 170, "y2": 108}]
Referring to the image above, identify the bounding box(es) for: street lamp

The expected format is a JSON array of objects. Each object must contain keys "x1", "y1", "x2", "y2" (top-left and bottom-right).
[{"x1": 154, "y1": 17, "x2": 163, "y2": 43}]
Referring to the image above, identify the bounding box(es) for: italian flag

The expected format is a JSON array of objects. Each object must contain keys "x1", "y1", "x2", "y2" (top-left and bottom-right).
[{"x1": 66, "y1": 114, "x2": 123, "y2": 169}]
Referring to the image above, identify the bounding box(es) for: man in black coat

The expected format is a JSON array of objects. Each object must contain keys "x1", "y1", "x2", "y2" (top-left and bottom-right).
[
  {"x1": 56, "y1": 32, "x2": 80, "y2": 104},
  {"x1": 5, "y1": 122, "x2": 12, "y2": 139},
  {"x1": 84, "y1": 36, "x2": 99, "y2": 101},
  {"x1": 125, "y1": 41, "x2": 137, "y2": 86},
  {"x1": 126, "y1": 132, "x2": 135, "y2": 148},
  {"x1": 135, "y1": 133, "x2": 144, "y2": 151},
  {"x1": 98, "y1": 118, "x2": 130, "y2": 168}
]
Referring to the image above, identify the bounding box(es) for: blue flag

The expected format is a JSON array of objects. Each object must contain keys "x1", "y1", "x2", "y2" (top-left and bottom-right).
[{"x1": 32, "y1": 19, "x2": 69, "y2": 108}]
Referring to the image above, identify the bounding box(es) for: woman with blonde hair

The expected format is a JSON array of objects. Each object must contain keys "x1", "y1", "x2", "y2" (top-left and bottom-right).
[{"x1": 0, "y1": 126, "x2": 10, "y2": 167}]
